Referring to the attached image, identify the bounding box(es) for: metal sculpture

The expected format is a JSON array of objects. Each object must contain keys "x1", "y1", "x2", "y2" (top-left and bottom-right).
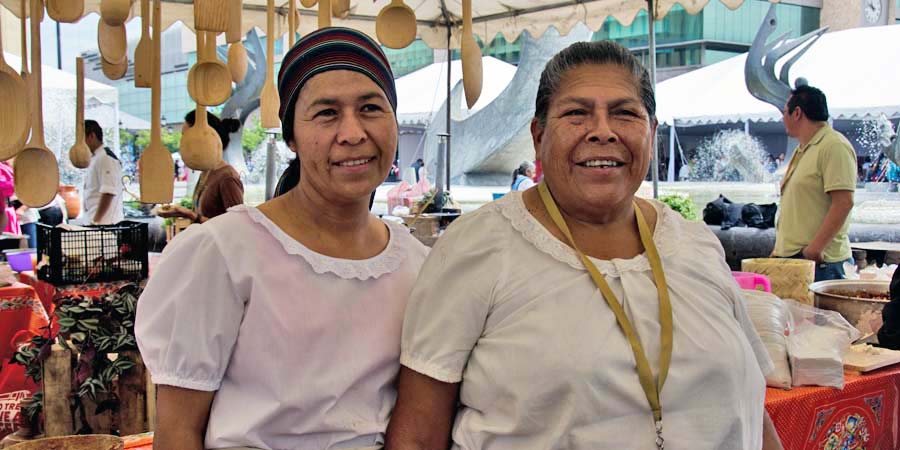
[
  {"x1": 217, "y1": 29, "x2": 268, "y2": 175},
  {"x1": 744, "y1": 4, "x2": 827, "y2": 112}
]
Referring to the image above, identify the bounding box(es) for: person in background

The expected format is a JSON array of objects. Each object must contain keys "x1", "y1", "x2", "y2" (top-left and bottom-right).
[
  {"x1": 137, "y1": 27, "x2": 427, "y2": 450},
  {"x1": 0, "y1": 162, "x2": 18, "y2": 234},
  {"x1": 158, "y1": 111, "x2": 243, "y2": 223},
  {"x1": 83, "y1": 120, "x2": 124, "y2": 225},
  {"x1": 37, "y1": 193, "x2": 67, "y2": 227},
  {"x1": 772, "y1": 85, "x2": 856, "y2": 281},
  {"x1": 411, "y1": 158, "x2": 424, "y2": 182},
  {"x1": 14, "y1": 199, "x2": 38, "y2": 248},
  {"x1": 510, "y1": 160, "x2": 536, "y2": 191}
]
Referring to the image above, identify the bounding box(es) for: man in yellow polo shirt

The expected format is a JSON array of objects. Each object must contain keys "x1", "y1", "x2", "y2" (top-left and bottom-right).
[{"x1": 773, "y1": 84, "x2": 857, "y2": 281}]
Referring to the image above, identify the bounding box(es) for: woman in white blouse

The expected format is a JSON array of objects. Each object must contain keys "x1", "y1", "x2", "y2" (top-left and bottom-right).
[
  {"x1": 136, "y1": 28, "x2": 428, "y2": 450},
  {"x1": 386, "y1": 41, "x2": 783, "y2": 450}
]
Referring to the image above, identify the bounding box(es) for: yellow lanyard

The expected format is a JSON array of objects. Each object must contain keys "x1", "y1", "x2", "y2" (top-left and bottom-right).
[{"x1": 538, "y1": 182, "x2": 673, "y2": 450}]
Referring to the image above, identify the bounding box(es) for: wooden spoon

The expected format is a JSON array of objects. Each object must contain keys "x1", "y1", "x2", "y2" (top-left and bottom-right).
[
  {"x1": 19, "y1": 0, "x2": 32, "y2": 142},
  {"x1": 15, "y1": 0, "x2": 60, "y2": 208},
  {"x1": 100, "y1": 0, "x2": 131, "y2": 26},
  {"x1": 69, "y1": 57, "x2": 91, "y2": 169},
  {"x1": 179, "y1": 104, "x2": 222, "y2": 171},
  {"x1": 332, "y1": 0, "x2": 349, "y2": 19},
  {"x1": 194, "y1": 0, "x2": 229, "y2": 33},
  {"x1": 288, "y1": 0, "x2": 297, "y2": 46},
  {"x1": 317, "y1": 0, "x2": 331, "y2": 28},
  {"x1": 376, "y1": 0, "x2": 416, "y2": 49},
  {"x1": 460, "y1": 0, "x2": 482, "y2": 108},
  {"x1": 46, "y1": 0, "x2": 83, "y2": 23},
  {"x1": 187, "y1": 30, "x2": 232, "y2": 106},
  {"x1": 0, "y1": 13, "x2": 29, "y2": 160},
  {"x1": 98, "y1": 20, "x2": 127, "y2": 63},
  {"x1": 226, "y1": 0, "x2": 247, "y2": 83},
  {"x1": 300, "y1": 0, "x2": 317, "y2": 7},
  {"x1": 140, "y1": 0, "x2": 173, "y2": 204},
  {"x1": 101, "y1": 54, "x2": 128, "y2": 80},
  {"x1": 133, "y1": 0, "x2": 151, "y2": 88},
  {"x1": 260, "y1": 0, "x2": 280, "y2": 129}
]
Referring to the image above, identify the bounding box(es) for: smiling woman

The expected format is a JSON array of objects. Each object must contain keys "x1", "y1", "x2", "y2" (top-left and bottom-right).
[
  {"x1": 135, "y1": 27, "x2": 428, "y2": 450},
  {"x1": 387, "y1": 40, "x2": 784, "y2": 450}
]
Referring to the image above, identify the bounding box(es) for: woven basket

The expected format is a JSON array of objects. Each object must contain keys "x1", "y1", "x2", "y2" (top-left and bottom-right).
[{"x1": 741, "y1": 258, "x2": 815, "y2": 305}]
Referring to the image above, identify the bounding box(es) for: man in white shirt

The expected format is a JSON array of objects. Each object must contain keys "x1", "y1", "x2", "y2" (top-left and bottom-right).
[{"x1": 83, "y1": 120, "x2": 124, "y2": 225}]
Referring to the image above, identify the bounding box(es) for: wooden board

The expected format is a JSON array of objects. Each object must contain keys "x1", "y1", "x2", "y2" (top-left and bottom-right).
[{"x1": 844, "y1": 346, "x2": 900, "y2": 373}]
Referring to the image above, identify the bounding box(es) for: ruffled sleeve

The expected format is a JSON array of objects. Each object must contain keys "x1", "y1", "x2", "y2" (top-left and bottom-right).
[
  {"x1": 135, "y1": 224, "x2": 247, "y2": 391},
  {"x1": 400, "y1": 208, "x2": 504, "y2": 383}
]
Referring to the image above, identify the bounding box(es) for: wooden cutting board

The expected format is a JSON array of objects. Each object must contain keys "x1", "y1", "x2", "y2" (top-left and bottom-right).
[{"x1": 844, "y1": 346, "x2": 900, "y2": 373}]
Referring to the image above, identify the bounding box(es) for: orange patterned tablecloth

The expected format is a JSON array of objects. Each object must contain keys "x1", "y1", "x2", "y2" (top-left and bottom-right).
[
  {"x1": 765, "y1": 365, "x2": 900, "y2": 450},
  {"x1": 16, "y1": 271, "x2": 137, "y2": 318}
]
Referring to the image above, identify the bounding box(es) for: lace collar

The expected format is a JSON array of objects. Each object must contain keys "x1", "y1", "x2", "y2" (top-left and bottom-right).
[
  {"x1": 232, "y1": 205, "x2": 409, "y2": 280},
  {"x1": 495, "y1": 192, "x2": 679, "y2": 277}
]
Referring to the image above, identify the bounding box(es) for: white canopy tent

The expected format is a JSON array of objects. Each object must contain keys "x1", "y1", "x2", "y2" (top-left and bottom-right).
[
  {"x1": 656, "y1": 24, "x2": 900, "y2": 127},
  {"x1": 395, "y1": 56, "x2": 518, "y2": 126}
]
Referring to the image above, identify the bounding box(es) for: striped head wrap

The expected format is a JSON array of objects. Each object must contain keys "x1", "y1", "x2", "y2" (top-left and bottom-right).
[{"x1": 278, "y1": 27, "x2": 397, "y2": 142}]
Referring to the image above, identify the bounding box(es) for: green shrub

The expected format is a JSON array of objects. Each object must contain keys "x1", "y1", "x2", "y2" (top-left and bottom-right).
[{"x1": 660, "y1": 194, "x2": 700, "y2": 221}]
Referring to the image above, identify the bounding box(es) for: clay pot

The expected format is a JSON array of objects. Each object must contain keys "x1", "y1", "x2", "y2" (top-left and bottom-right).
[{"x1": 57, "y1": 185, "x2": 81, "y2": 220}]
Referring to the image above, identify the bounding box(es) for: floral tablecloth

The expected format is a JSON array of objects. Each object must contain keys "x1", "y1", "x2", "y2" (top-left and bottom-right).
[
  {"x1": 16, "y1": 271, "x2": 139, "y2": 318},
  {"x1": 766, "y1": 365, "x2": 900, "y2": 450}
]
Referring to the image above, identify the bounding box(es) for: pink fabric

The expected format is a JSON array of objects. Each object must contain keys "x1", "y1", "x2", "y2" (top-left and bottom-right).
[{"x1": 0, "y1": 163, "x2": 19, "y2": 235}]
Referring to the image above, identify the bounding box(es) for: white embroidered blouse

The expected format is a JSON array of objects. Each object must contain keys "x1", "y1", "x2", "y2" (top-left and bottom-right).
[{"x1": 136, "y1": 205, "x2": 429, "y2": 449}]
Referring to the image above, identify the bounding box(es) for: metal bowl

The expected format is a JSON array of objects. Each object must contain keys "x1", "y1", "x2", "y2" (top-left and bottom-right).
[{"x1": 809, "y1": 280, "x2": 890, "y2": 335}]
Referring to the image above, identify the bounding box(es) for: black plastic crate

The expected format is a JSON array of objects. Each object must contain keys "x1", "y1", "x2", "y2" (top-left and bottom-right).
[{"x1": 37, "y1": 221, "x2": 149, "y2": 286}]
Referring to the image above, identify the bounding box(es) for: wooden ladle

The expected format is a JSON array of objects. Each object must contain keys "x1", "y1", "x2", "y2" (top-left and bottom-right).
[
  {"x1": 133, "y1": 0, "x2": 151, "y2": 88},
  {"x1": 139, "y1": 0, "x2": 174, "y2": 204},
  {"x1": 194, "y1": 0, "x2": 229, "y2": 33},
  {"x1": 187, "y1": 30, "x2": 232, "y2": 106},
  {"x1": 376, "y1": 0, "x2": 416, "y2": 49},
  {"x1": 46, "y1": 0, "x2": 83, "y2": 23},
  {"x1": 0, "y1": 12, "x2": 29, "y2": 160},
  {"x1": 180, "y1": 103, "x2": 222, "y2": 171},
  {"x1": 19, "y1": 0, "x2": 32, "y2": 144},
  {"x1": 300, "y1": 0, "x2": 316, "y2": 7},
  {"x1": 260, "y1": 0, "x2": 280, "y2": 129},
  {"x1": 460, "y1": 0, "x2": 482, "y2": 108},
  {"x1": 98, "y1": 19, "x2": 127, "y2": 64},
  {"x1": 317, "y1": 0, "x2": 332, "y2": 28},
  {"x1": 15, "y1": 0, "x2": 60, "y2": 208},
  {"x1": 69, "y1": 57, "x2": 91, "y2": 169},
  {"x1": 226, "y1": 0, "x2": 247, "y2": 83},
  {"x1": 100, "y1": 0, "x2": 130, "y2": 26},
  {"x1": 332, "y1": 0, "x2": 349, "y2": 19}
]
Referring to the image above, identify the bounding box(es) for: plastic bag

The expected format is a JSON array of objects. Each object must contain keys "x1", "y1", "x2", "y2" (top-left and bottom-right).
[
  {"x1": 741, "y1": 290, "x2": 792, "y2": 389},
  {"x1": 785, "y1": 300, "x2": 860, "y2": 389}
]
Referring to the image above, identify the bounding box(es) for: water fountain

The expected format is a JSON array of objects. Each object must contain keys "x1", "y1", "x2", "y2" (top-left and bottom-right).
[{"x1": 686, "y1": 130, "x2": 774, "y2": 184}]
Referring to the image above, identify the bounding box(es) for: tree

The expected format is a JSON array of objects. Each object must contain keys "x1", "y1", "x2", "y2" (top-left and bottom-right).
[
  {"x1": 241, "y1": 118, "x2": 268, "y2": 159},
  {"x1": 119, "y1": 130, "x2": 134, "y2": 149},
  {"x1": 135, "y1": 130, "x2": 151, "y2": 151},
  {"x1": 161, "y1": 130, "x2": 182, "y2": 154}
]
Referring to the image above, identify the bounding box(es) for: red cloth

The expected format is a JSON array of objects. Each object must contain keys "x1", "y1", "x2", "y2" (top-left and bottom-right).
[
  {"x1": 0, "y1": 282, "x2": 48, "y2": 438},
  {"x1": 17, "y1": 271, "x2": 136, "y2": 318},
  {"x1": 766, "y1": 365, "x2": 900, "y2": 450}
]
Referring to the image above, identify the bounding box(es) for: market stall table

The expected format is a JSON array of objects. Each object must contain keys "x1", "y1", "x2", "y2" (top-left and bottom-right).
[{"x1": 766, "y1": 365, "x2": 900, "y2": 449}]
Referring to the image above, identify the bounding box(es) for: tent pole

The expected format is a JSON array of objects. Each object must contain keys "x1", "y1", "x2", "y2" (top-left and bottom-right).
[
  {"x1": 647, "y1": 0, "x2": 659, "y2": 198},
  {"x1": 445, "y1": 21, "x2": 452, "y2": 192},
  {"x1": 668, "y1": 125, "x2": 676, "y2": 182}
]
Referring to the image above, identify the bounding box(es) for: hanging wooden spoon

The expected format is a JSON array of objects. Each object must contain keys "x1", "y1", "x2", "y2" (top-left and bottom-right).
[
  {"x1": 19, "y1": 0, "x2": 32, "y2": 143},
  {"x1": 98, "y1": 19, "x2": 127, "y2": 64},
  {"x1": 181, "y1": 32, "x2": 223, "y2": 171},
  {"x1": 227, "y1": 0, "x2": 247, "y2": 83},
  {"x1": 0, "y1": 12, "x2": 29, "y2": 160},
  {"x1": 332, "y1": 0, "x2": 349, "y2": 19},
  {"x1": 260, "y1": 0, "x2": 280, "y2": 129},
  {"x1": 288, "y1": 0, "x2": 297, "y2": 46},
  {"x1": 101, "y1": 54, "x2": 128, "y2": 80},
  {"x1": 100, "y1": 0, "x2": 131, "y2": 26},
  {"x1": 460, "y1": 0, "x2": 482, "y2": 108},
  {"x1": 133, "y1": 0, "x2": 151, "y2": 88},
  {"x1": 187, "y1": 30, "x2": 232, "y2": 106},
  {"x1": 376, "y1": 0, "x2": 416, "y2": 49},
  {"x1": 139, "y1": 0, "x2": 173, "y2": 204},
  {"x1": 46, "y1": 0, "x2": 83, "y2": 23},
  {"x1": 318, "y1": 0, "x2": 331, "y2": 28},
  {"x1": 69, "y1": 57, "x2": 91, "y2": 169},
  {"x1": 15, "y1": 0, "x2": 60, "y2": 208},
  {"x1": 300, "y1": 0, "x2": 316, "y2": 7},
  {"x1": 195, "y1": 0, "x2": 229, "y2": 33}
]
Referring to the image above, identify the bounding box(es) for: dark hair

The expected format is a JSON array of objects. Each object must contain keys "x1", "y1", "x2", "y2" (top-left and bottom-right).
[
  {"x1": 787, "y1": 85, "x2": 829, "y2": 122},
  {"x1": 184, "y1": 110, "x2": 242, "y2": 148},
  {"x1": 535, "y1": 40, "x2": 655, "y2": 127},
  {"x1": 84, "y1": 120, "x2": 103, "y2": 142},
  {"x1": 510, "y1": 161, "x2": 535, "y2": 187}
]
